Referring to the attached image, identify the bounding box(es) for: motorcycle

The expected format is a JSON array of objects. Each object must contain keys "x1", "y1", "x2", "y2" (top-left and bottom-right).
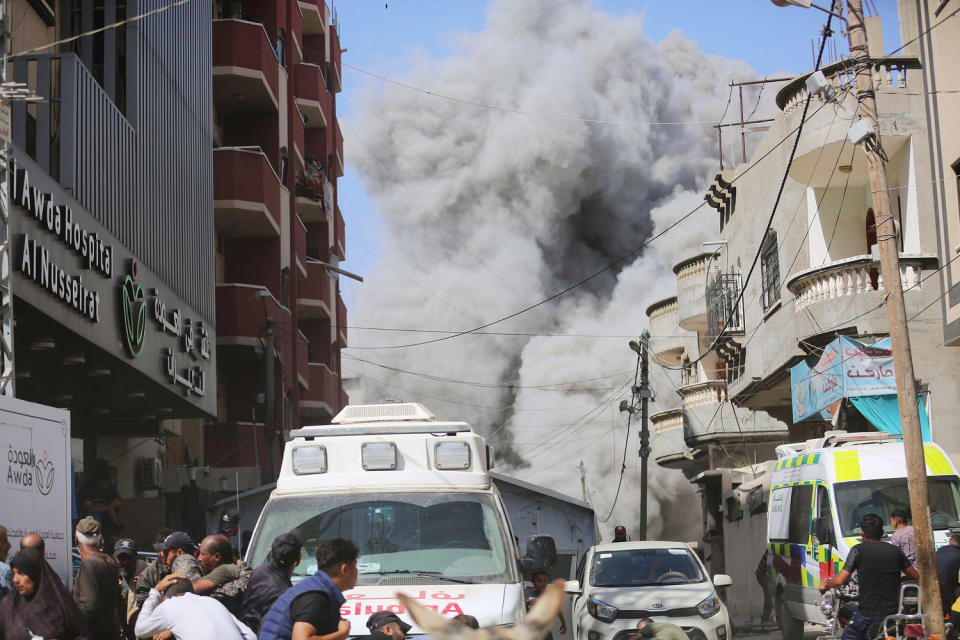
[{"x1": 818, "y1": 584, "x2": 859, "y2": 640}]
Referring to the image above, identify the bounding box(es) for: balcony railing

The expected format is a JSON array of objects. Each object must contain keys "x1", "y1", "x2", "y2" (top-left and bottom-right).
[
  {"x1": 297, "y1": 260, "x2": 332, "y2": 318},
  {"x1": 651, "y1": 408, "x2": 688, "y2": 468},
  {"x1": 216, "y1": 284, "x2": 288, "y2": 345},
  {"x1": 294, "y1": 215, "x2": 307, "y2": 277},
  {"x1": 290, "y1": 1, "x2": 304, "y2": 64},
  {"x1": 706, "y1": 271, "x2": 744, "y2": 338},
  {"x1": 645, "y1": 296, "x2": 687, "y2": 360},
  {"x1": 334, "y1": 118, "x2": 344, "y2": 177},
  {"x1": 330, "y1": 23, "x2": 342, "y2": 92},
  {"x1": 786, "y1": 254, "x2": 938, "y2": 310},
  {"x1": 290, "y1": 107, "x2": 306, "y2": 168},
  {"x1": 297, "y1": 331, "x2": 310, "y2": 388},
  {"x1": 776, "y1": 56, "x2": 921, "y2": 112},
  {"x1": 301, "y1": 362, "x2": 339, "y2": 417},
  {"x1": 337, "y1": 291, "x2": 347, "y2": 346},
  {"x1": 680, "y1": 379, "x2": 728, "y2": 410},
  {"x1": 299, "y1": 0, "x2": 327, "y2": 36},
  {"x1": 212, "y1": 19, "x2": 280, "y2": 114},
  {"x1": 333, "y1": 204, "x2": 345, "y2": 259},
  {"x1": 214, "y1": 147, "x2": 282, "y2": 237},
  {"x1": 673, "y1": 253, "x2": 713, "y2": 332},
  {"x1": 293, "y1": 63, "x2": 330, "y2": 129}
]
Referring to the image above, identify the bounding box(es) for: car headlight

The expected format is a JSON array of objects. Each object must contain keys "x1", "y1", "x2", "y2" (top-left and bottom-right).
[
  {"x1": 587, "y1": 596, "x2": 619, "y2": 623},
  {"x1": 697, "y1": 594, "x2": 721, "y2": 619}
]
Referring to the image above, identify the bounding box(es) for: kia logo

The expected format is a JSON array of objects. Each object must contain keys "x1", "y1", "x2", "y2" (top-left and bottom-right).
[{"x1": 650, "y1": 603, "x2": 664, "y2": 609}]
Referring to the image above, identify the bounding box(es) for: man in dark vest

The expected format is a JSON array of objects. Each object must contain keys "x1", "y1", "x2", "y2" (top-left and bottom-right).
[
  {"x1": 238, "y1": 532, "x2": 302, "y2": 634},
  {"x1": 259, "y1": 538, "x2": 358, "y2": 640}
]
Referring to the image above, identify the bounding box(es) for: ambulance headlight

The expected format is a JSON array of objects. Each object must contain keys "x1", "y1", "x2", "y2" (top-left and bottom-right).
[
  {"x1": 362, "y1": 442, "x2": 398, "y2": 470},
  {"x1": 292, "y1": 445, "x2": 328, "y2": 475},
  {"x1": 435, "y1": 442, "x2": 471, "y2": 470}
]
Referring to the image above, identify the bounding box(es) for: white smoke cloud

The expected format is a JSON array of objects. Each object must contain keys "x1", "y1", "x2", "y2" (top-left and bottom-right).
[{"x1": 346, "y1": 0, "x2": 765, "y2": 540}]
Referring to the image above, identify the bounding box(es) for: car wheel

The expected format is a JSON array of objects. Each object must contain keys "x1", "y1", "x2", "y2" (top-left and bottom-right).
[{"x1": 777, "y1": 596, "x2": 803, "y2": 640}]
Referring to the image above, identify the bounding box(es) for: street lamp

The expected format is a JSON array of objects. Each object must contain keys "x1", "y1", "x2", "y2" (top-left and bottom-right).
[{"x1": 769, "y1": 0, "x2": 848, "y2": 24}]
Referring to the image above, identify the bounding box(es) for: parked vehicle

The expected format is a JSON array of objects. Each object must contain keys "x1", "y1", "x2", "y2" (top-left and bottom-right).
[
  {"x1": 766, "y1": 431, "x2": 960, "y2": 640},
  {"x1": 244, "y1": 402, "x2": 555, "y2": 633},
  {"x1": 564, "y1": 541, "x2": 733, "y2": 640}
]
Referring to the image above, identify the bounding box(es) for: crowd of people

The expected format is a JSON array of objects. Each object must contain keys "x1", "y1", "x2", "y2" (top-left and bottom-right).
[{"x1": 0, "y1": 516, "x2": 494, "y2": 640}]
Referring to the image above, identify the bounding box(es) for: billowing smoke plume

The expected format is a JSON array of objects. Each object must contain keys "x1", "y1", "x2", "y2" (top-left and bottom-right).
[{"x1": 346, "y1": 0, "x2": 762, "y2": 540}]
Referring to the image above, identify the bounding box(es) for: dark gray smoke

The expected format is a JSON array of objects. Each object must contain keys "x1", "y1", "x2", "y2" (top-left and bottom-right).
[{"x1": 346, "y1": 0, "x2": 763, "y2": 538}]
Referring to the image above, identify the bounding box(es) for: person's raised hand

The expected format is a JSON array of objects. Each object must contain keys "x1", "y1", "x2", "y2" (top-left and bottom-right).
[{"x1": 155, "y1": 573, "x2": 185, "y2": 593}]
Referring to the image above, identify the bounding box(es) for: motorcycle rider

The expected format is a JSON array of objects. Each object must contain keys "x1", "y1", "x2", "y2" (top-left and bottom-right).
[{"x1": 819, "y1": 513, "x2": 919, "y2": 640}]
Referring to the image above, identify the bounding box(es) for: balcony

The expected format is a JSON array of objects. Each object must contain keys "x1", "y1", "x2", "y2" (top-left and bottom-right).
[
  {"x1": 290, "y1": 107, "x2": 306, "y2": 169},
  {"x1": 293, "y1": 63, "x2": 330, "y2": 129},
  {"x1": 298, "y1": 261, "x2": 332, "y2": 318},
  {"x1": 645, "y1": 296, "x2": 692, "y2": 363},
  {"x1": 787, "y1": 254, "x2": 938, "y2": 311},
  {"x1": 777, "y1": 56, "x2": 922, "y2": 113},
  {"x1": 333, "y1": 204, "x2": 345, "y2": 259},
  {"x1": 216, "y1": 284, "x2": 287, "y2": 346},
  {"x1": 214, "y1": 148, "x2": 282, "y2": 237},
  {"x1": 294, "y1": 215, "x2": 307, "y2": 278},
  {"x1": 290, "y1": 1, "x2": 304, "y2": 65},
  {"x1": 333, "y1": 118, "x2": 344, "y2": 177},
  {"x1": 212, "y1": 19, "x2": 280, "y2": 115},
  {"x1": 299, "y1": 0, "x2": 326, "y2": 36},
  {"x1": 336, "y1": 291, "x2": 347, "y2": 346},
  {"x1": 297, "y1": 331, "x2": 310, "y2": 389},
  {"x1": 300, "y1": 362, "x2": 340, "y2": 419},
  {"x1": 295, "y1": 164, "x2": 330, "y2": 223},
  {"x1": 680, "y1": 379, "x2": 788, "y2": 447},
  {"x1": 330, "y1": 24, "x2": 342, "y2": 93},
  {"x1": 651, "y1": 409, "x2": 691, "y2": 469},
  {"x1": 673, "y1": 253, "x2": 714, "y2": 332}
]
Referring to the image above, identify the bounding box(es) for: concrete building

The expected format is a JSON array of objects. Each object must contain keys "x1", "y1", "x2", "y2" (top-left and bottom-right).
[
  {"x1": 645, "y1": 1, "x2": 960, "y2": 588},
  {"x1": 6, "y1": 0, "x2": 216, "y2": 544},
  {"x1": 205, "y1": 0, "x2": 349, "y2": 490}
]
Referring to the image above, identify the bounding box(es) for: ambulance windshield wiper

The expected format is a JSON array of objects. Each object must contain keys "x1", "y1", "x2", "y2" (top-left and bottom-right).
[{"x1": 372, "y1": 569, "x2": 477, "y2": 585}]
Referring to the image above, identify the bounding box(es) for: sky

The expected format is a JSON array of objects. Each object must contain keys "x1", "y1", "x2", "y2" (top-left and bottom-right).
[{"x1": 333, "y1": 0, "x2": 902, "y2": 303}]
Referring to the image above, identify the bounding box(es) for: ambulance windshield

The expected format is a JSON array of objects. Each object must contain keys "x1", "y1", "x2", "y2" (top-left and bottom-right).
[
  {"x1": 834, "y1": 475, "x2": 960, "y2": 536},
  {"x1": 248, "y1": 491, "x2": 515, "y2": 585}
]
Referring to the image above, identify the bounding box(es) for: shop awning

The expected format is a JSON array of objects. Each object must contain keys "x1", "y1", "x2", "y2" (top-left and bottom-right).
[{"x1": 849, "y1": 394, "x2": 931, "y2": 441}]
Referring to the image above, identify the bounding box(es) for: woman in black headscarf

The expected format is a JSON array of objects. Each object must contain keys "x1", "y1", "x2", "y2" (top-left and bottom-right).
[{"x1": 0, "y1": 547, "x2": 88, "y2": 639}]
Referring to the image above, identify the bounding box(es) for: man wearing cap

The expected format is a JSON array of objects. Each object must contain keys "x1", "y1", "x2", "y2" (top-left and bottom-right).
[
  {"x1": 135, "y1": 531, "x2": 200, "y2": 612},
  {"x1": 367, "y1": 611, "x2": 412, "y2": 640},
  {"x1": 219, "y1": 508, "x2": 241, "y2": 560},
  {"x1": 613, "y1": 526, "x2": 628, "y2": 543},
  {"x1": 73, "y1": 515, "x2": 121, "y2": 638},
  {"x1": 115, "y1": 538, "x2": 147, "y2": 640},
  {"x1": 238, "y1": 532, "x2": 302, "y2": 634}
]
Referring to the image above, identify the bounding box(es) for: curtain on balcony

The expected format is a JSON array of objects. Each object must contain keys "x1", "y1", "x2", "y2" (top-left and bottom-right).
[{"x1": 849, "y1": 394, "x2": 931, "y2": 441}]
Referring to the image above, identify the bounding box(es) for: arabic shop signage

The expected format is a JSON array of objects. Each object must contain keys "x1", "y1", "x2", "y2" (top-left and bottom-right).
[
  {"x1": 790, "y1": 336, "x2": 896, "y2": 422},
  {"x1": 9, "y1": 158, "x2": 111, "y2": 323},
  {"x1": 8, "y1": 155, "x2": 216, "y2": 415},
  {"x1": 119, "y1": 259, "x2": 211, "y2": 397}
]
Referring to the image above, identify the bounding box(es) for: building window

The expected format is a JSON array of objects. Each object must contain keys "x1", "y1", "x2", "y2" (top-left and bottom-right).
[
  {"x1": 706, "y1": 271, "x2": 745, "y2": 338},
  {"x1": 760, "y1": 229, "x2": 780, "y2": 311}
]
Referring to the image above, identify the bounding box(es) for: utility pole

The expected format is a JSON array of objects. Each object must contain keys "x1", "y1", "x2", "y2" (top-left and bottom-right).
[
  {"x1": 638, "y1": 330, "x2": 650, "y2": 541},
  {"x1": 264, "y1": 316, "x2": 276, "y2": 481},
  {"x1": 845, "y1": 0, "x2": 943, "y2": 632},
  {"x1": 630, "y1": 330, "x2": 652, "y2": 541}
]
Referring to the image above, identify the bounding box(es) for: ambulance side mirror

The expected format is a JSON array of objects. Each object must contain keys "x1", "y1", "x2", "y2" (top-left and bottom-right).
[
  {"x1": 521, "y1": 534, "x2": 557, "y2": 572},
  {"x1": 813, "y1": 517, "x2": 835, "y2": 547}
]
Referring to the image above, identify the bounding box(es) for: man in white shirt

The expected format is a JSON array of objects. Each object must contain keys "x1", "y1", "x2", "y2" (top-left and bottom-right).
[{"x1": 134, "y1": 572, "x2": 256, "y2": 640}]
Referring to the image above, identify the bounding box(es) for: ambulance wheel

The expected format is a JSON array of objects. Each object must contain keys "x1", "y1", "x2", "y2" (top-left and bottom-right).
[{"x1": 777, "y1": 596, "x2": 803, "y2": 640}]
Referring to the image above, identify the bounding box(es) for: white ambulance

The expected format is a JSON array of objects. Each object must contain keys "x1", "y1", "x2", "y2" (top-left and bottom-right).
[
  {"x1": 245, "y1": 403, "x2": 555, "y2": 634},
  {"x1": 766, "y1": 431, "x2": 960, "y2": 640}
]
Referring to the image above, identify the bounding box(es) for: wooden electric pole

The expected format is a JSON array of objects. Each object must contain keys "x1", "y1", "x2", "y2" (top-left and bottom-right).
[{"x1": 845, "y1": 0, "x2": 943, "y2": 632}]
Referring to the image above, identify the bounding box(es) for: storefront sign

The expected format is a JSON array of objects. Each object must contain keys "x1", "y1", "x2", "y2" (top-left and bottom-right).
[
  {"x1": 791, "y1": 336, "x2": 896, "y2": 422},
  {"x1": 7, "y1": 155, "x2": 216, "y2": 417}
]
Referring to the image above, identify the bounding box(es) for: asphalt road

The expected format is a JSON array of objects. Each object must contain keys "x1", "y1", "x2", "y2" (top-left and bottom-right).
[{"x1": 738, "y1": 625, "x2": 825, "y2": 640}]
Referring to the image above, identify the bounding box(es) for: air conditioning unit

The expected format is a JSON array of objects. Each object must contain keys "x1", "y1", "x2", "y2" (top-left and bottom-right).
[{"x1": 136, "y1": 457, "x2": 163, "y2": 490}]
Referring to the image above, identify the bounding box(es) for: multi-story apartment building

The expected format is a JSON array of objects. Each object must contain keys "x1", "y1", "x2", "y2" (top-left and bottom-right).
[
  {"x1": 645, "y1": 0, "x2": 960, "y2": 606},
  {"x1": 6, "y1": 0, "x2": 216, "y2": 543},
  {"x1": 206, "y1": 0, "x2": 348, "y2": 486}
]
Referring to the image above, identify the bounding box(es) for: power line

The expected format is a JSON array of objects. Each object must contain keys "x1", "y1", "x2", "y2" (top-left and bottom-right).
[{"x1": 343, "y1": 62, "x2": 754, "y2": 127}]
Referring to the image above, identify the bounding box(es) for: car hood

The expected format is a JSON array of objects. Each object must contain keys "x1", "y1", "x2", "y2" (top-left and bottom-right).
[
  {"x1": 339, "y1": 584, "x2": 510, "y2": 633},
  {"x1": 587, "y1": 583, "x2": 716, "y2": 610}
]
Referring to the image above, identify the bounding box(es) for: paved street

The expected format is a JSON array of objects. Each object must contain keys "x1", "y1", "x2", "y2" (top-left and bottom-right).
[{"x1": 739, "y1": 626, "x2": 824, "y2": 640}]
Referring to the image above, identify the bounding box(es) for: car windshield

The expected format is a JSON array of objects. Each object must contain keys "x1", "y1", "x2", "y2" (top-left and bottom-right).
[
  {"x1": 834, "y1": 476, "x2": 960, "y2": 537},
  {"x1": 247, "y1": 492, "x2": 515, "y2": 585},
  {"x1": 590, "y1": 548, "x2": 705, "y2": 587}
]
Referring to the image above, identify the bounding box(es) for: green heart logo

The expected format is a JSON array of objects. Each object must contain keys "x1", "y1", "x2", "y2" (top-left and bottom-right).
[{"x1": 122, "y1": 262, "x2": 146, "y2": 358}]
